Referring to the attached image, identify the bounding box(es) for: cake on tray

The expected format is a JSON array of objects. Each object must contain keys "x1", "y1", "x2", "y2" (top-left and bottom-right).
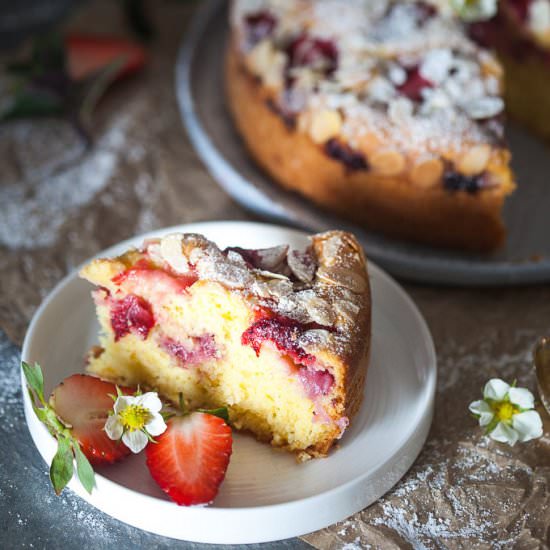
[{"x1": 80, "y1": 230, "x2": 371, "y2": 460}]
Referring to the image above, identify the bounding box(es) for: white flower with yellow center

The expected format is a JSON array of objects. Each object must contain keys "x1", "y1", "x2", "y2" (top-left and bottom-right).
[
  {"x1": 105, "y1": 392, "x2": 167, "y2": 453},
  {"x1": 451, "y1": 0, "x2": 498, "y2": 21},
  {"x1": 469, "y1": 379, "x2": 543, "y2": 446}
]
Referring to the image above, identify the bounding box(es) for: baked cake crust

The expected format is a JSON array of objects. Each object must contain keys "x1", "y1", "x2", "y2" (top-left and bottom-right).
[
  {"x1": 80, "y1": 230, "x2": 371, "y2": 459},
  {"x1": 226, "y1": 0, "x2": 517, "y2": 251}
]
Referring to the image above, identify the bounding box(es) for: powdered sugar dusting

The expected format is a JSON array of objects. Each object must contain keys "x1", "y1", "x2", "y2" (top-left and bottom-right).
[{"x1": 0, "y1": 113, "x2": 133, "y2": 250}]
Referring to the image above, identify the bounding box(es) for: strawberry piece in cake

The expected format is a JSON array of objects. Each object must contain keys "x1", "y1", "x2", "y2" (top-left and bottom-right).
[{"x1": 80, "y1": 231, "x2": 370, "y2": 460}]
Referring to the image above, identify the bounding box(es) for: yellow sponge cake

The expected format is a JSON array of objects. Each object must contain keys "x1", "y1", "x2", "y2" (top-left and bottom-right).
[{"x1": 80, "y1": 231, "x2": 371, "y2": 459}]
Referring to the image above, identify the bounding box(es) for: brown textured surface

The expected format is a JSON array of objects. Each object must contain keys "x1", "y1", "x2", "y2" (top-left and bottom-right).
[
  {"x1": 225, "y1": 45, "x2": 510, "y2": 252},
  {"x1": 1, "y1": 1, "x2": 549, "y2": 548}
]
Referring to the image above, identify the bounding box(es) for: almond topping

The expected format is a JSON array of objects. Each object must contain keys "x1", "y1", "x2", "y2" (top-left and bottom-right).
[
  {"x1": 309, "y1": 109, "x2": 343, "y2": 144},
  {"x1": 316, "y1": 266, "x2": 367, "y2": 294},
  {"x1": 246, "y1": 40, "x2": 286, "y2": 89},
  {"x1": 160, "y1": 234, "x2": 189, "y2": 273},
  {"x1": 411, "y1": 157, "x2": 444, "y2": 188},
  {"x1": 458, "y1": 144, "x2": 491, "y2": 176},
  {"x1": 370, "y1": 150, "x2": 406, "y2": 176}
]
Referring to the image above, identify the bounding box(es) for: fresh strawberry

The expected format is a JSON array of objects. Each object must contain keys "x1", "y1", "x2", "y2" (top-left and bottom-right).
[
  {"x1": 65, "y1": 34, "x2": 147, "y2": 81},
  {"x1": 145, "y1": 412, "x2": 233, "y2": 506},
  {"x1": 50, "y1": 374, "x2": 131, "y2": 465}
]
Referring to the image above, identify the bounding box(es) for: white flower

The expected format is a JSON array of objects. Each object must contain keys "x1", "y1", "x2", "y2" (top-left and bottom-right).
[
  {"x1": 469, "y1": 379, "x2": 543, "y2": 446},
  {"x1": 105, "y1": 392, "x2": 167, "y2": 453},
  {"x1": 451, "y1": 0, "x2": 498, "y2": 22}
]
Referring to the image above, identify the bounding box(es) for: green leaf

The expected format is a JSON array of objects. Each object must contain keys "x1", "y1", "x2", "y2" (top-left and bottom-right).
[
  {"x1": 32, "y1": 405, "x2": 50, "y2": 426},
  {"x1": 73, "y1": 442, "x2": 95, "y2": 494},
  {"x1": 197, "y1": 407, "x2": 229, "y2": 422},
  {"x1": 50, "y1": 437, "x2": 74, "y2": 495},
  {"x1": 21, "y1": 362, "x2": 45, "y2": 404}
]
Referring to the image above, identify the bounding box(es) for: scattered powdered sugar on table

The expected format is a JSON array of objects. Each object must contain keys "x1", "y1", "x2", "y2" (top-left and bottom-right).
[
  {"x1": 0, "y1": 112, "x2": 132, "y2": 250},
  {"x1": 0, "y1": 333, "x2": 25, "y2": 434}
]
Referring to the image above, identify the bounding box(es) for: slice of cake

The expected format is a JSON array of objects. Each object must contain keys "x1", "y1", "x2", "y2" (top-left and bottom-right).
[
  {"x1": 80, "y1": 230, "x2": 371, "y2": 459},
  {"x1": 469, "y1": 0, "x2": 550, "y2": 142},
  {"x1": 226, "y1": 0, "x2": 516, "y2": 251}
]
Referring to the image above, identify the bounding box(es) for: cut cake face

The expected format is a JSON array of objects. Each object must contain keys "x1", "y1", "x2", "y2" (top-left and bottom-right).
[{"x1": 80, "y1": 231, "x2": 371, "y2": 459}]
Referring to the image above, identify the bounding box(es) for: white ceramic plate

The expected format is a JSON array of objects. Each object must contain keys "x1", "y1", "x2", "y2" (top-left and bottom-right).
[{"x1": 21, "y1": 221, "x2": 436, "y2": 544}]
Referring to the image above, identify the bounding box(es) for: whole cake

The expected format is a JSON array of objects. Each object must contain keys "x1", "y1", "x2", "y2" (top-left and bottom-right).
[
  {"x1": 226, "y1": 0, "x2": 516, "y2": 251},
  {"x1": 80, "y1": 230, "x2": 371, "y2": 459}
]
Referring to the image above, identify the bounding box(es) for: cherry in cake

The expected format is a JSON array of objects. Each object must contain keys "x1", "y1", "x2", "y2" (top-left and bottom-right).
[
  {"x1": 227, "y1": 0, "x2": 517, "y2": 251},
  {"x1": 80, "y1": 231, "x2": 371, "y2": 459}
]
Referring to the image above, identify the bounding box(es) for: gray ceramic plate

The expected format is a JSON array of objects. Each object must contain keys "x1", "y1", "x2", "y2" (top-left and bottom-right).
[{"x1": 176, "y1": 0, "x2": 550, "y2": 286}]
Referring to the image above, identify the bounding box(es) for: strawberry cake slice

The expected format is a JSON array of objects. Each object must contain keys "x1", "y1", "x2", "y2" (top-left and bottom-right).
[{"x1": 80, "y1": 231, "x2": 371, "y2": 459}]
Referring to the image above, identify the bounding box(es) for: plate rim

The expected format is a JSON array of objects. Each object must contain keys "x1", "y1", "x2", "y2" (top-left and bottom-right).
[
  {"x1": 21, "y1": 220, "x2": 436, "y2": 543},
  {"x1": 175, "y1": 0, "x2": 550, "y2": 287}
]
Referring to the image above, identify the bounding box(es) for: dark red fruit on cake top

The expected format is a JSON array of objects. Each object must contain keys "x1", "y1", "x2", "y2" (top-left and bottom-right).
[
  {"x1": 325, "y1": 139, "x2": 369, "y2": 171},
  {"x1": 245, "y1": 11, "x2": 278, "y2": 46},
  {"x1": 397, "y1": 66, "x2": 434, "y2": 102},
  {"x1": 111, "y1": 294, "x2": 155, "y2": 341},
  {"x1": 161, "y1": 335, "x2": 217, "y2": 367},
  {"x1": 287, "y1": 34, "x2": 339, "y2": 75},
  {"x1": 413, "y1": 1, "x2": 438, "y2": 24},
  {"x1": 508, "y1": 0, "x2": 530, "y2": 23},
  {"x1": 443, "y1": 171, "x2": 484, "y2": 193}
]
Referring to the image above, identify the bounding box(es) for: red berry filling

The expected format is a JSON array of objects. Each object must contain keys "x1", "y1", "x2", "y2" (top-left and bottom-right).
[
  {"x1": 242, "y1": 314, "x2": 335, "y2": 396},
  {"x1": 111, "y1": 294, "x2": 155, "y2": 341},
  {"x1": 245, "y1": 11, "x2": 277, "y2": 46},
  {"x1": 443, "y1": 171, "x2": 485, "y2": 193},
  {"x1": 287, "y1": 34, "x2": 339, "y2": 75},
  {"x1": 413, "y1": 1, "x2": 438, "y2": 24},
  {"x1": 298, "y1": 368, "x2": 335, "y2": 398},
  {"x1": 242, "y1": 315, "x2": 316, "y2": 366},
  {"x1": 508, "y1": 0, "x2": 530, "y2": 23},
  {"x1": 397, "y1": 66, "x2": 434, "y2": 102},
  {"x1": 160, "y1": 334, "x2": 217, "y2": 367},
  {"x1": 325, "y1": 139, "x2": 369, "y2": 171},
  {"x1": 112, "y1": 267, "x2": 198, "y2": 291}
]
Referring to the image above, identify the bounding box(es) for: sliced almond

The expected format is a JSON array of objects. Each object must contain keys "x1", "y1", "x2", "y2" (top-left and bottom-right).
[
  {"x1": 160, "y1": 234, "x2": 189, "y2": 273},
  {"x1": 246, "y1": 40, "x2": 286, "y2": 89},
  {"x1": 316, "y1": 266, "x2": 367, "y2": 294},
  {"x1": 458, "y1": 144, "x2": 491, "y2": 176},
  {"x1": 411, "y1": 157, "x2": 444, "y2": 188},
  {"x1": 309, "y1": 109, "x2": 343, "y2": 144},
  {"x1": 288, "y1": 249, "x2": 317, "y2": 283},
  {"x1": 264, "y1": 51, "x2": 287, "y2": 89},
  {"x1": 246, "y1": 40, "x2": 272, "y2": 74},
  {"x1": 370, "y1": 150, "x2": 406, "y2": 176}
]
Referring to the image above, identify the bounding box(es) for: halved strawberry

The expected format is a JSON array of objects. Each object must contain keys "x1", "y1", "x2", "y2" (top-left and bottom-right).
[
  {"x1": 145, "y1": 413, "x2": 233, "y2": 506},
  {"x1": 65, "y1": 34, "x2": 147, "y2": 81},
  {"x1": 50, "y1": 374, "x2": 131, "y2": 465}
]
